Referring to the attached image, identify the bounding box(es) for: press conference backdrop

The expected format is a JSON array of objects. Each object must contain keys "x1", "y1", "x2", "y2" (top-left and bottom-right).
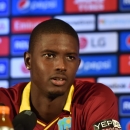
[{"x1": 0, "y1": 0, "x2": 130, "y2": 129}]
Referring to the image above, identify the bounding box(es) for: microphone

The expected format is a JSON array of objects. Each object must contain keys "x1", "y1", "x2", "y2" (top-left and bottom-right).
[{"x1": 12, "y1": 110, "x2": 37, "y2": 130}]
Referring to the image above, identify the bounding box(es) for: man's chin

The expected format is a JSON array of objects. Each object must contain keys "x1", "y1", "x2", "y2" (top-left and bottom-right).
[{"x1": 48, "y1": 91, "x2": 65, "y2": 99}]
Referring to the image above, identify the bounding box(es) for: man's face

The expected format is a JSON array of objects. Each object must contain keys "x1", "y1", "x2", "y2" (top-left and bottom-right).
[{"x1": 25, "y1": 33, "x2": 80, "y2": 98}]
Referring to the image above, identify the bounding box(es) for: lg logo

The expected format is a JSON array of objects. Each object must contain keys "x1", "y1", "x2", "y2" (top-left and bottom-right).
[
  {"x1": 91, "y1": 37, "x2": 106, "y2": 47},
  {"x1": 79, "y1": 36, "x2": 106, "y2": 49}
]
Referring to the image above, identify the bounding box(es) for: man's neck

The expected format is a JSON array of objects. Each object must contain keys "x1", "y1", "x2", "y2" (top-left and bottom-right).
[{"x1": 30, "y1": 91, "x2": 69, "y2": 123}]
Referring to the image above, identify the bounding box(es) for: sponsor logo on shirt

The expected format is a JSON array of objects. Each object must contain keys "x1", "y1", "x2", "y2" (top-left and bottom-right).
[
  {"x1": 120, "y1": 32, "x2": 130, "y2": 51},
  {"x1": 0, "y1": 18, "x2": 9, "y2": 34},
  {"x1": 11, "y1": 17, "x2": 51, "y2": 33},
  {"x1": 120, "y1": 55, "x2": 130, "y2": 74},
  {"x1": 98, "y1": 13, "x2": 130, "y2": 30},
  {"x1": 0, "y1": 36, "x2": 9, "y2": 56},
  {"x1": 120, "y1": 118, "x2": 130, "y2": 130},
  {"x1": 0, "y1": 58, "x2": 9, "y2": 78},
  {"x1": 97, "y1": 77, "x2": 130, "y2": 93},
  {"x1": 11, "y1": 35, "x2": 29, "y2": 56},
  {"x1": 119, "y1": 96, "x2": 130, "y2": 116},
  {"x1": 0, "y1": 0, "x2": 9, "y2": 16},
  {"x1": 65, "y1": 0, "x2": 117, "y2": 13},
  {"x1": 78, "y1": 32, "x2": 118, "y2": 53},
  {"x1": 76, "y1": 55, "x2": 117, "y2": 76},
  {"x1": 12, "y1": 0, "x2": 63, "y2": 15},
  {"x1": 10, "y1": 58, "x2": 30, "y2": 78},
  {"x1": 0, "y1": 80, "x2": 9, "y2": 88},
  {"x1": 120, "y1": 0, "x2": 130, "y2": 11},
  {"x1": 55, "y1": 15, "x2": 95, "y2": 31},
  {"x1": 93, "y1": 119, "x2": 121, "y2": 130}
]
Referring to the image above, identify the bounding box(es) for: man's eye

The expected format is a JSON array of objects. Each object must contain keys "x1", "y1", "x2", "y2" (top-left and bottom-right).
[
  {"x1": 66, "y1": 56, "x2": 75, "y2": 61},
  {"x1": 44, "y1": 54, "x2": 55, "y2": 58}
]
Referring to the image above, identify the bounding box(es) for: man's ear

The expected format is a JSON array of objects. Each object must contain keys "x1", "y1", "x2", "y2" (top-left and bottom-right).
[{"x1": 24, "y1": 52, "x2": 31, "y2": 70}]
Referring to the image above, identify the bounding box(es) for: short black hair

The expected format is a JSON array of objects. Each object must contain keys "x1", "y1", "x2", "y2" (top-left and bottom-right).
[{"x1": 28, "y1": 18, "x2": 79, "y2": 53}]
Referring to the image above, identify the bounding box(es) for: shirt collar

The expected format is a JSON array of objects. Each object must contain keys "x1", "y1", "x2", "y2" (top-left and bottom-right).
[{"x1": 19, "y1": 82, "x2": 74, "y2": 113}]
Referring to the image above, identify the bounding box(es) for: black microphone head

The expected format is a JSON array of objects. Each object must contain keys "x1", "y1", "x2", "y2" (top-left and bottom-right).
[{"x1": 12, "y1": 110, "x2": 37, "y2": 130}]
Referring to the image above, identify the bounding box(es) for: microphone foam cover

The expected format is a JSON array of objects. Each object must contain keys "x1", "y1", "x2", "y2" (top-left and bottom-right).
[{"x1": 12, "y1": 110, "x2": 37, "y2": 130}]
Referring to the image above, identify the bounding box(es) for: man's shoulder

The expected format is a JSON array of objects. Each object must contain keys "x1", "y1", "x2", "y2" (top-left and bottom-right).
[
  {"x1": 73, "y1": 79, "x2": 116, "y2": 104},
  {"x1": 0, "y1": 82, "x2": 28, "y2": 96},
  {"x1": 0, "y1": 82, "x2": 29, "y2": 120},
  {"x1": 74, "y1": 79, "x2": 112, "y2": 92}
]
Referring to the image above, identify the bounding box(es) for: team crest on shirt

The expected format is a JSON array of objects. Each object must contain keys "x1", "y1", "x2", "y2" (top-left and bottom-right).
[{"x1": 57, "y1": 117, "x2": 71, "y2": 130}]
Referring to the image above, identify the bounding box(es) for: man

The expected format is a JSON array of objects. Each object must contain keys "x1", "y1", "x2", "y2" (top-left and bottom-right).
[{"x1": 0, "y1": 19, "x2": 121, "y2": 130}]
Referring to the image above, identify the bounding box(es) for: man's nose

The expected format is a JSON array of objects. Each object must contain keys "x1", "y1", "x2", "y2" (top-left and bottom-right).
[{"x1": 55, "y1": 58, "x2": 67, "y2": 72}]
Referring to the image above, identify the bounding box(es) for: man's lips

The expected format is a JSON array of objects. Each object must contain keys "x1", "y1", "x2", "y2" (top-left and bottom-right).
[{"x1": 50, "y1": 76, "x2": 67, "y2": 86}]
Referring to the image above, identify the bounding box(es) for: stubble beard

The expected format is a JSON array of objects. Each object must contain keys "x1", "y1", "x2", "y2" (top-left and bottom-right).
[{"x1": 47, "y1": 91, "x2": 65, "y2": 100}]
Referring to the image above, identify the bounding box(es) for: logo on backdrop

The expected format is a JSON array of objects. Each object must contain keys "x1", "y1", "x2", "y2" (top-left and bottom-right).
[
  {"x1": 98, "y1": 14, "x2": 130, "y2": 30},
  {"x1": 0, "y1": 58, "x2": 9, "y2": 78},
  {"x1": 120, "y1": 32, "x2": 130, "y2": 51},
  {"x1": 120, "y1": 118, "x2": 130, "y2": 130},
  {"x1": 120, "y1": 0, "x2": 130, "y2": 11},
  {"x1": 55, "y1": 15, "x2": 95, "y2": 31},
  {"x1": 79, "y1": 37, "x2": 88, "y2": 49},
  {"x1": 11, "y1": 35, "x2": 29, "y2": 56},
  {"x1": 0, "y1": 80, "x2": 9, "y2": 88},
  {"x1": 12, "y1": 0, "x2": 63, "y2": 15},
  {"x1": 0, "y1": 18, "x2": 9, "y2": 34},
  {"x1": 126, "y1": 35, "x2": 130, "y2": 47},
  {"x1": 10, "y1": 58, "x2": 30, "y2": 78},
  {"x1": 126, "y1": 121, "x2": 130, "y2": 130},
  {"x1": 97, "y1": 77, "x2": 130, "y2": 93},
  {"x1": 78, "y1": 32, "x2": 118, "y2": 53},
  {"x1": 11, "y1": 17, "x2": 50, "y2": 33},
  {"x1": 0, "y1": 36, "x2": 9, "y2": 56},
  {"x1": 18, "y1": 0, "x2": 30, "y2": 11},
  {"x1": 119, "y1": 96, "x2": 130, "y2": 116},
  {"x1": 120, "y1": 55, "x2": 130, "y2": 74},
  {"x1": 0, "y1": 0, "x2": 9, "y2": 16},
  {"x1": 65, "y1": 0, "x2": 117, "y2": 13},
  {"x1": 77, "y1": 55, "x2": 117, "y2": 76}
]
